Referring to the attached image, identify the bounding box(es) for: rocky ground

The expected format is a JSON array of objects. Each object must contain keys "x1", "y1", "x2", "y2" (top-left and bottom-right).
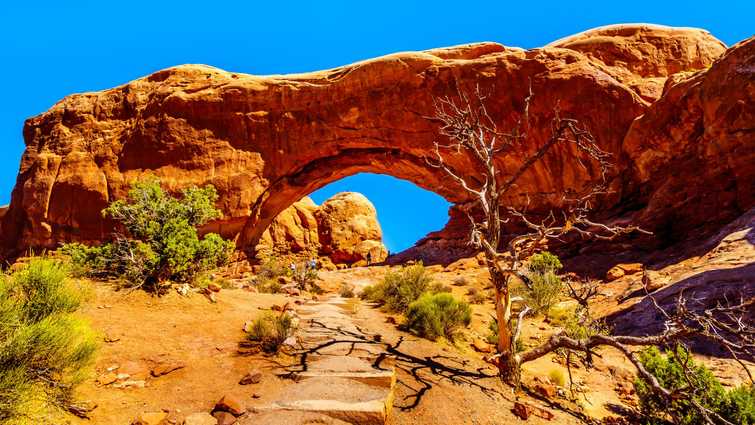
[{"x1": 54, "y1": 208, "x2": 753, "y2": 424}]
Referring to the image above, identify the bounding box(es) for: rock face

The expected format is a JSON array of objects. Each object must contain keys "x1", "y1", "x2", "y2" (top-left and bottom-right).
[
  {"x1": 1, "y1": 24, "x2": 750, "y2": 262},
  {"x1": 256, "y1": 192, "x2": 387, "y2": 265}
]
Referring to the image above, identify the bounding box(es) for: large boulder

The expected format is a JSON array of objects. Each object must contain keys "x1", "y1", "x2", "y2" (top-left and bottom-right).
[
  {"x1": 315, "y1": 192, "x2": 388, "y2": 264},
  {"x1": 256, "y1": 192, "x2": 388, "y2": 265},
  {"x1": 1, "y1": 24, "x2": 749, "y2": 263}
]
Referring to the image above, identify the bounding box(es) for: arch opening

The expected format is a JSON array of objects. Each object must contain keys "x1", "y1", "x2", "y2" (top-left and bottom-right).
[{"x1": 253, "y1": 172, "x2": 452, "y2": 266}]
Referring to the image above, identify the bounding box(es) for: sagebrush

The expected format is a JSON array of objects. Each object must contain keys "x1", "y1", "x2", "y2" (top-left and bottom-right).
[
  {"x1": 246, "y1": 312, "x2": 296, "y2": 354},
  {"x1": 404, "y1": 292, "x2": 471, "y2": 341},
  {"x1": 0, "y1": 258, "x2": 97, "y2": 422},
  {"x1": 361, "y1": 263, "x2": 434, "y2": 313}
]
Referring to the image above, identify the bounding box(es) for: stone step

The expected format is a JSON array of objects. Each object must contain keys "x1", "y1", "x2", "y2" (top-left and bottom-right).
[
  {"x1": 249, "y1": 399, "x2": 388, "y2": 425},
  {"x1": 291, "y1": 370, "x2": 395, "y2": 389}
]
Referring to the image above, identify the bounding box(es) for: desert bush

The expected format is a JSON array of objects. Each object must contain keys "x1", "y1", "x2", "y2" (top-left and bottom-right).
[
  {"x1": 549, "y1": 368, "x2": 566, "y2": 387},
  {"x1": 362, "y1": 263, "x2": 433, "y2": 313},
  {"x1": 251, "y1": 257, "x2": 289, "y2": 293},
  {"x1": 0, "y1": 258, "x2": 97, "y2": 422},
  {"x1": 61, "y1": 180, "x2": 234, "y2": 293},
  {"x1": 523, "y1": 251, "x2": 564, "y2": 314},
  {"x1": 466, "y1": 287, "x2": 487, "y2": 304},
  {"x1": 635, "y1": 346, "x2": 754, "y2": 425},
  {"x1": 430, "y1": 282, "x2": 453, "y2": 294},
  {"x1": 246, "y1": 312, "x2": 296, "y2": 354},
  {"x1": 452, "y1": 276, "x2": 468, "y2": 286},
  {"x1": 339, "y1": 283, "x2": 355, "y2": 298},
  {"x1": 291, "y1": 263, "x2": 318, "y2": 292},
  {"x1": 404, "y1": 292, "x2": 471, "y2": 341}
]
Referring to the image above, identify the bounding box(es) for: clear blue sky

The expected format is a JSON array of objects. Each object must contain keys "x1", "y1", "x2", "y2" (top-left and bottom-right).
[{"x1": 1, "y1": 1, "x2": 752, "y2": 252}]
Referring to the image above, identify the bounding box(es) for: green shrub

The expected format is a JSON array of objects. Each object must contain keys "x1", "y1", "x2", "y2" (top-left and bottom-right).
[
  {"x1": 291, "y1": 263, "x2": 318, "y2": 292},
  {"x1": 404, "y1": 293, "x2": 471, "y2": 341},
  {"x1": 466, "y1": 287, "x2": 487, "y2": 304},
  {"x1": 257, "y1": 257, "x2": 290, "y2": 280},
  {"x1": 362, "y1": 263, "x2": 433, "y2": 313},
  {"x1": 0, "y1": 258, "x2": 97, "y2": 422},
  {"x1": 523, "y1": 251, "x2": 564, "y2": 314},
  {"x1": 61, "y1": 180, "x2": 234, "y2": 292},
  {"x1": 549, "y1": 368, "x2": 566, "y2": 387},
  {"x1": 246, "y1": 312, "x2": 296, "y2": 354},
  {"x1": 339, "y1": 283, "x2": 355, "y2": 298},
  {"x1": 635, "y1": 346, "x2": 754, "y2": 425}
]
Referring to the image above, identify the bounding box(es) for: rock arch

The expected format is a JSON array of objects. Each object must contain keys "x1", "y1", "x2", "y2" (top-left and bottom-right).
[{"x1": 3, "y1": 25, "x2": 751, "y2": 262}]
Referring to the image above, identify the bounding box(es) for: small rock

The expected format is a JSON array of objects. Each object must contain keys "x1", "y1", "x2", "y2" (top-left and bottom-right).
[
  {"x1": 251, "y1": 393, "x2": 261, "y2": 399},
  {"x1": 282, "y1": 336, "x2": 297, "y2": 347},
  {"x1": 106, "y1": 365, "x2": 119, "y2": 372},
  {"x1": 151, "y1": 360, "x2": 186, "y2": 377},
  {"x1": 183, "y1": 412, "x2": 216, "y2": 425},
  {"x1": 385, "y1": 316, "x2": 397, "y2": 325},
  {"x1": 242, "y1": 321, "x2": 253, "y2": 333},
  {"x1": 104, "y1": 333, "x2": 121, "y2": 343},
  {"x1": 97, "y1": 372, "x2": 118, "y2": 386},
  {"x1": 113, "y1": 380, "x2": 146, "y2": 389},
  {"x1": 132, "y1": 412, "x2": 168, "y2": 425},
  {"x1": 116, "y1": 373, "x2": 131, "y2": 381},
  {"x1": 471, "y1": 338, "x2": 493, "y2": 353},
  {"x1": 239, "y1": 370, "x2": 262, "y2": 385},
  {"x1": 534, "y1": 383, "x2": 557, "y2": 399},
  {"x1": 214, "y1": 395, "x2": 244, "y2": 416},
  {"x1": 512, "y1": 401, "x2": 554, "y2": 421},
  {"x1": 208, "y1": 283, "x2": 222, "y2": 292},
  {"x1": 213, "y1": 411, "x2": 237, "y2": 425},
  {"x1": 605, "y1": 266, "x2": 626, "y2": 281},
  {"x1": 176, "y1": 284, "x2": 191, "y2": 296}
]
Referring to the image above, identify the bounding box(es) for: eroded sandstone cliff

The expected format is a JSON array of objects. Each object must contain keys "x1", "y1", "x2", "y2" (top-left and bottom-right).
[{"x1": 1, "y1": 24, "x2": 751, "y2": 262}]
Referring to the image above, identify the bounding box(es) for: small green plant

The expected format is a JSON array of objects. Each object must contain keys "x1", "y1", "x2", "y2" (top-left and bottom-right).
[
  {"x1": 549, "y1": 368, "x2": 566, "y2": 387},
  {"x1": 635, "y1": 346, "x2": 754, "y2": 425},
  {"x1": 246, "y1": 312, "x2": 296, "y2": 354},
  {"x1": 291, "y1": 263, "x2": 318, "y2": 292},
  {"x1": 466, "y1": 287, "x2": 487, "y2": 304},
  {"x1": 452, "y1": 276, "x2": 468, "y2": 286},
  {"x1": 61, "y1": 180, "x2": 234, "y2": 293},
  {"x1": 522, "y1": 251, "x2": 564, "y2": 314},
  {"x1": 339, "y1": 283, "x2": 355, "y2": 298},
  {"x1": 0, "y1": 258, "x2": 97, "y2": 422},
  {"x1": 404, "y1": 292, "x2": 471, "y2": 341},
  {"x1": 362, "y1": 263, "x2": 433, "y2": 313}
]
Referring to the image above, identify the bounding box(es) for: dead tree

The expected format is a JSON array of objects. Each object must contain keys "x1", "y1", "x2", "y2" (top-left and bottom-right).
[
  {"x1": 427, "y1": 84, "x2": 643, "y2": 384},
  {"x1": 427, "y1": 85, "x2": 754, "y2": 423}
]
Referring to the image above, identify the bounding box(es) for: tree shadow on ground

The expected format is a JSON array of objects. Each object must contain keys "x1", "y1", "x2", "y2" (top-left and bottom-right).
[{"x1": 275, "y1": 319, "x2": 505, "y2": 411}]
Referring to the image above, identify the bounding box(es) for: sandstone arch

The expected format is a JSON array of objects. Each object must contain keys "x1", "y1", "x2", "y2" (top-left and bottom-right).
[{"x1": 3, "y1": 24, "x2": 751, "y2": 263}]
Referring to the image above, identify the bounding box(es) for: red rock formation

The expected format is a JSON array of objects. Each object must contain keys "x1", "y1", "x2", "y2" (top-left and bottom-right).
[
  {"x1": 1, "y1": 24, "x2": 749, "y2": 263},
  {"x1": 256, "y1": 193, "x2": 387, "y2": 265}
]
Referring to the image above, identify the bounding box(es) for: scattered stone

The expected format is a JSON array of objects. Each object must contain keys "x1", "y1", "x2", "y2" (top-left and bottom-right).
[
  {"x1": 106, "y1": 365, "x2": 119, "y2": 372},
  {"x1": 385, "y1": 316, "x2": 397, "y2": 325},
  {"x1": 176, "y1": 284, "x2": 191, "y2": 296},
  {"x1": 208, "y1": 282, "x2": 222, "y2": 292},
  {"x1": 251, "y1": 393, "x2": 261, "y2": 399},
  {"x1": 606, "y1": 263, "x2": 644, "y2": 281},
  {"x1": 214, "y1": 395, "x2": 244, "y2": 416},
  {"x1": 534, "y1": 383, "x2": 557, "y2": 399},
  {"x1": 471, "y1": 338, "x2": 493, "y2": 353},
  {"x1": 512, "y1": 401, "x2": 554, "y2": 421},
  {"x1": 116, "y1": 373, "x2": 131, "y2": 381},
  {"x1": 237, "y1": 345, "x2": 262, "y2": 356},
  {"x1": 151, "y1": 359, "x2": 186, "y2": 377},
  {"x1": 113, "y1": 380, "x2": 146, "y2": 389},
  {"x1": 213, "y1": 411, "x2": 237, "y2": 425},
  {"x1": 104, "y1": 333, "x2": 121, "y2": 343},
  {"x1": 97, "y1": 372, "x2": 118, "y2": 386},
  {"x1": 132, "y1": 412, "x2": 168, "y2": 425},
  {"x1": 239, "y1": 370, "x2": 262, "y2": 385},
  {"x1": 183, "y1": 412, "x2": 216, "y2": 425},
  {"x1": 282, "y1": 336, "x2": 297, "y2": 347}
]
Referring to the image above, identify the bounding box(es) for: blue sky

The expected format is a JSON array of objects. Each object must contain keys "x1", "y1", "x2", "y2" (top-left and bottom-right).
[{"x1": 1, "y1": 1, "x2": 752, "y2": 252}]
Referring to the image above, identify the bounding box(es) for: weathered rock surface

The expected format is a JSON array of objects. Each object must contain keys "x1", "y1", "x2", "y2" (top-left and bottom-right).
[
  {"x1": 1, "y1": 24, "x2": 750, "y2": 263},
  {"x1": 256, "y1": 192, "x2": 387, "y2": 265}
]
